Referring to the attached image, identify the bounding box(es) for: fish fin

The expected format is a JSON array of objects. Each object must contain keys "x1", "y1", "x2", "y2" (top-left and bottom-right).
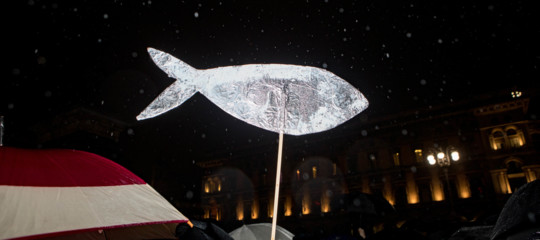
[
  {"x1": 137, "y1": 48, "x2": 200, "y2": 120},
  {"x1": 147, "y1": 47, "x2": 198, "y2": 84},
  {"x1": 136, "y1": 80, "x2": 198, "y2": 120}
]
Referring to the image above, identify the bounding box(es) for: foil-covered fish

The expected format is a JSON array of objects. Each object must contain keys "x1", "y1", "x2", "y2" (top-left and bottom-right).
[{"x1": 137, "y1": 48, "x2": 368, "y2": 135}]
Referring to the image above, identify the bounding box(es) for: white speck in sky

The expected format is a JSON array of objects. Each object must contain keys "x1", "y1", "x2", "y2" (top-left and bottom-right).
[{"x1": 194, "y1": 12, "x2": 199, "y2": 18}]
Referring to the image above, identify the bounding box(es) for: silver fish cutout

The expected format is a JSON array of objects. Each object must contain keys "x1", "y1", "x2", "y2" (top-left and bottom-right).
[{"x1": 137, "y1": 48, "x2": 369, "y2": 136}]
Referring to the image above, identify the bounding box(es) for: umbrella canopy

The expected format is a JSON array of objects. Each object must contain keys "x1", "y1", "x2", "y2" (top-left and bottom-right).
[
  {"x1": 229, "y1": 223, "x2": 294, "y2": 240},
  {"x1": 0, "y1": 147, "x2": 188, "y2": 239}
]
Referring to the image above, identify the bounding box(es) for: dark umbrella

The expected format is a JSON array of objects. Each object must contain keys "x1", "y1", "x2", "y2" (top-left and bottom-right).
[
  {"x1": 176, "y1": 220, "x2": 233, "y2": 240},
  {"x1": 490, "y1": 180, "x2": 540, "y2": 240}
]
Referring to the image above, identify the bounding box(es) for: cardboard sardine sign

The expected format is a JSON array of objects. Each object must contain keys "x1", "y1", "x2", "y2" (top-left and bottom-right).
[{"x1": 137, "y1": 48, "x2": 368, "y2": 135}]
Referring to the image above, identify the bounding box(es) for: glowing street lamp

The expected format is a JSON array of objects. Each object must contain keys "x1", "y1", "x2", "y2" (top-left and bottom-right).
[
  {"x1": 427, "y1": 146, "x2": 460, "y2": 167},
  {"x1": 426, "y1": 145, "x2": 460, "y2": 212}
]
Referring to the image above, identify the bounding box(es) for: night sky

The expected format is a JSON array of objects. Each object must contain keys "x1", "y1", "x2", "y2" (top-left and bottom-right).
[{"x1": 2, "y1": 1, "x2": 539, "y2": 192}]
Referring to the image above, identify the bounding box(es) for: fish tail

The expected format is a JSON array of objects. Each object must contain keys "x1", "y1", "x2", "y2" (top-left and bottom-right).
[{"x1": 136, "y1": 48, "x2": 200, "y2": 120}]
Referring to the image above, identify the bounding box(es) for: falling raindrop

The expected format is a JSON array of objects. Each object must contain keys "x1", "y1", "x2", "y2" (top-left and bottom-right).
[
  {"x1": 12, "y1": 68, "x2": 20, "y2": 76},
  {"x1": 326, "y1": 190, "x2": 333, "y2": 197},
  {"x1": 186, "y1": 191, "x2": 194, "y2": 199}
]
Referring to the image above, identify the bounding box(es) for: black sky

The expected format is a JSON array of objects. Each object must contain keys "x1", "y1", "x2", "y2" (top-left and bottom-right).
[{"x1": 2, "y1": 0, "x2": 539, "y2": 177}]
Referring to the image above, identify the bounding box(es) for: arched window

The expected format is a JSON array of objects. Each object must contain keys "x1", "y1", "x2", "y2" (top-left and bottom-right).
[
  {"x1": 490, "y1": 129, "x2": 505, "y2": 150},
  {"x1": 505, "y1": 159, "x2": 527, "y2": 193},
  {"x1": 489, "y1": 126, "x2": 526, "y2": 150},
  {"x1": 506, "y1": 127, "x2": 525, "y2": 148}
]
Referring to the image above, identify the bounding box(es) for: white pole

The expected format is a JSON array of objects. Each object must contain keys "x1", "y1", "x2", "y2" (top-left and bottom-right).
[{"x1": 271, "y1": 131, "x2": 284, "y2": 240}]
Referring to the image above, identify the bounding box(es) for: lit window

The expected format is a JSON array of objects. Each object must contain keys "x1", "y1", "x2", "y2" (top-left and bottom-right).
[
  {"x1": 490, "y1": 129, "x2": 505, "y2": 150},
  {"x1": 393, "y1": 152, "x2": 400, "y2": 166},
  {"x1": 489, "y1": 126, "x2": 526, "y2": 150},
  {"x1": 312, "y1": 166, "x2": 317, "y2": 179},
  {"x1": 506, "y1": 128, "x2": 525, "y2": 148},
  {"x1": 414, "y1": 149, "x2": 423, "y2": 163},
  {"x1": 332, "y1": 163, "x2": 337, "y2": 176}
]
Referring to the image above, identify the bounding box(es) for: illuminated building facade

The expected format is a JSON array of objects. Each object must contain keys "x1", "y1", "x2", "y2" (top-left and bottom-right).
[{"x1": 199, "y1": 93, "x2": 540, "y2": 227}]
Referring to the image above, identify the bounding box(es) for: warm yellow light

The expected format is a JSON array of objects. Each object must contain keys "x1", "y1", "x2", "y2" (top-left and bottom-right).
[
  {"x1": 302, "y1": 205, "x2": 310, "y2": 215},
  {"x1": 302, "y1": 190, "x2": 311, "y2": 215},
  {"x1": 204, "y1": 208, "x2": 210, "y2": 219},
  {"x1": 406, "y1": 178, "x2": 419, "y2": 204},
  {"x1": 393, "y1": 152, "x2": 400, "y2": 166},
  {"x1": 204, "y1": 182, "x2": 210, "y2": 193},
  {"x1": 459, "y1": 188, "x2": 471, "y2": 199},
  {"x1": 431, "y1": 177, "x2": 445, "y2": 201},
  {"x1": 251, "y1": 201, "x2": 259, "y2": 219},
  {"x1": 284, "y1": 196, "x2": 292, "y2": 216},
  {"x1": 236, "y1": 199, "x2": 244, "y2": 221},
  {"x1": 414, "y1": 149, "x2": 423, "y2": 163},
  {"x1": 312, "y1": 166, "x2": 317, "y2": 179},
  {"x1": 321, "y1": 191, "x2": 331, "y2": 213},
  {"x1": 407, "y1": 193, "x2": 419, "y2": 204},
  {"x1": 432, "y1": 189, "x2": 444, "y2": 201}
]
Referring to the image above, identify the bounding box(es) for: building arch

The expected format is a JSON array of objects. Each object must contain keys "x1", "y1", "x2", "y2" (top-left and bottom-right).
[{"x1": 504, "y1": 157, "x2": 527, "y2": 193}]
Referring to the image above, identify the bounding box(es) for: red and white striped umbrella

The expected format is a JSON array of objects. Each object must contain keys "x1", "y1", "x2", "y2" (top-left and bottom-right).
[{"x1": 0, "y1": 147, "x2": 188, "y2": 240}]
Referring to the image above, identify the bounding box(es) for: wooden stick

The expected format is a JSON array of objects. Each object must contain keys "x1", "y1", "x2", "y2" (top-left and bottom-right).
[{"x1": 271, "y1": 131, "x2": 284, "y2": 240}]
